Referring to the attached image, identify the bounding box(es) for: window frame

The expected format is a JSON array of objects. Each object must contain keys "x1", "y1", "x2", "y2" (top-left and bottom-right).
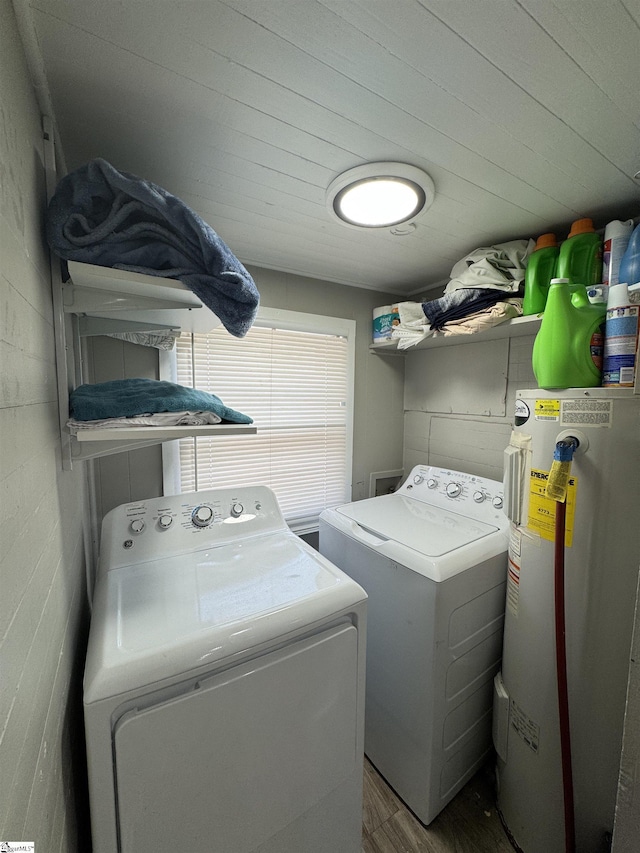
[{"x1": 160, "y1": 306, "x2": 356, "y2": 533}]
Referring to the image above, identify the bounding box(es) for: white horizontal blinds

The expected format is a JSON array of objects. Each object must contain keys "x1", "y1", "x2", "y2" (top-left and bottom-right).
[{"x1": 175, "y1": 325, "x2": 350, "y2": 530}]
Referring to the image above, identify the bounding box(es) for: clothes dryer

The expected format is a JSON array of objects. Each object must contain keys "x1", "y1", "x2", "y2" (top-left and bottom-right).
[
  {"x1": 319, "y1": 465, "x2": 508, "y2": 824},
  {"x1": 84, "y1": 486, "x2": 367, "y2": 853}
]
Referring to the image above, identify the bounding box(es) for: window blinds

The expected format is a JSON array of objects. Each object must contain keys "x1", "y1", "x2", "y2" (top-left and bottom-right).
[{"x1": 175, "y1": 323, "x2": 351, "y2": 532}]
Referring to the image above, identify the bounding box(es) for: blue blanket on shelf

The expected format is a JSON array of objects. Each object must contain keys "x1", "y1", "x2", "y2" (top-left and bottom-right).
[
  {"x1": 46, "y1": 158, "x2": 260, "y2": 338},
  {"x1": 70, "y1": 378, "x2": 253, "y2": 423}
]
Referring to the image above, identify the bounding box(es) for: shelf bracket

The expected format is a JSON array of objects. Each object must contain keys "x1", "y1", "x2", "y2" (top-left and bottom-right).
[
  {"x1": 77, "y1": 316, "x2": 180, "y2": 337},
  {"x1": 70, "y1": 436, "x2": 172, "y2": 462},
  {"x1": 62, "y1": 283, "x2": 202, "y2": 314}
]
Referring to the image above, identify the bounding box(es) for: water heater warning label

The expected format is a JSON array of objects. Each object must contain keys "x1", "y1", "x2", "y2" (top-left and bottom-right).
[
  {"x1": 528, "y1": 469, "x2": 577, "y2": 547},
  {"x1": 534, "y1": 397, "x2": 613, "y2": 427},
  {"x1": 510, "y1": 699, "x2": 540, "y2": 753},
  {"x1": 561, "y1": 398, "x2": 613, "y2": 427}
]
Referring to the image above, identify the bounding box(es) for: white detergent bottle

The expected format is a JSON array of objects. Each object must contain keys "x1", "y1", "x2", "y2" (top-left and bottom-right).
[
  {"x1": 602, "y1": 282, "x2": 640, "y2": 387},
  {"x1": 603, "y1": 219, "x2": 634, "y2": 287}
]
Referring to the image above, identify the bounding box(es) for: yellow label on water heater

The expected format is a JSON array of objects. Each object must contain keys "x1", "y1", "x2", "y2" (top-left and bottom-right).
[
  {"x1": 527, "y1": 468, "x2": 577, "y2": 546},
  {"x1": 533, "y1": 399, "x2": 561, "y2": 421}
]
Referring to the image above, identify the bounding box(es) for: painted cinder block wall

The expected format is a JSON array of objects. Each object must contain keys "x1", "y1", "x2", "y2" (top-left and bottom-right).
[
  {"x1": 0, "y1": 0, "x2": 90, "y2": 847},
  {"x1": 402, "y1": 332, "x2": 537, "y2": 480}
]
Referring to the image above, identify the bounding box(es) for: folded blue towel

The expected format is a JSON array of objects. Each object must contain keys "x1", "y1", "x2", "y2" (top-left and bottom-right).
[
  {"x1": 70, "y1": 378, "x2": 253, "y2": 423},
  {"x1": 46, "y1": 159, "x2": 259, "y2": 338}
]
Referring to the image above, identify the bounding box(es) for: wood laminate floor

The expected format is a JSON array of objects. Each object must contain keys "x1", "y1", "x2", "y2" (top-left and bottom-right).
[{"x1": 362, "y1": 757, "x2": 515, "y2": 853}]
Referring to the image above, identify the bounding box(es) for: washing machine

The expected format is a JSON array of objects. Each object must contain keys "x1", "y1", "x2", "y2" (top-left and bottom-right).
[
  {"x1": 319, "y1": 464, "x2": 508, "y2": 824},
  {"x1": 84, "y1": 485, "x2": 367, "y2": 853}
]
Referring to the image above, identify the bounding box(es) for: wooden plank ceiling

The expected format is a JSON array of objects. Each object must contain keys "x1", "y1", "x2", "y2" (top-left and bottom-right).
[{"x1": 23, "y1": 0, "x2": 640, "y2": 296}]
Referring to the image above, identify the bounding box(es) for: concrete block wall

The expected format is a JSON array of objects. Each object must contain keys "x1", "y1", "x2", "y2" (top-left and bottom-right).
[
  {"x1": 0, "y1": 1, "x2": 90, "y2": 847},
  {"x1": 402, "y1": 333, "x2": 538, "y2": 481}
]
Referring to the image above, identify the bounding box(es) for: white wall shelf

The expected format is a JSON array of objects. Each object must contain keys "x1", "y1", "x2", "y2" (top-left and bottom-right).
[
  {"x1": 64, "y1": 260, "x2": 200, "y2": 313},
  {"x1": 44, "y1": 123, "x2": 254, "y2": 470},
  {"x1": 69, "y1": 424, "x2": 257, "y2": 464},
  {"x1": 73, "y1": 423, "x2": 257, "y2": 443},
  {"x1": 64, "y1": 260, "x2": 222, "y2": 335},
  {"x1": 369, "y1": 314, "x2": 542, "y2": 355}
]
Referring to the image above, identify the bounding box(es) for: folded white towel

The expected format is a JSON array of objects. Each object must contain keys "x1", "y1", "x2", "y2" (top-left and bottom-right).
[
  {"x1": 67, "y1": 410, "x2": 222, "y2": 431},
  {"x1": 391, "y1": 302, "x2": 435, "y2": 349},
  {"x1": 397, "y1": 301, "x2": 428, "y2": 327},
  {"x1": 107, "y1": 330, "x2": 179, "y2": 350}
]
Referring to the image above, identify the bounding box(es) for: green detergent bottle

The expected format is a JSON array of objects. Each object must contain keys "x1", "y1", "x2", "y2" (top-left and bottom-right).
[
  {"x1": 532, "y1": 278, "x2": 606, "y2": 389},
  {"x1": 523, "y1": 233, "x2": 559, "y2": 315},
  {"x1": 556, "y1": 218, "x2": 603, "y2": 286}
]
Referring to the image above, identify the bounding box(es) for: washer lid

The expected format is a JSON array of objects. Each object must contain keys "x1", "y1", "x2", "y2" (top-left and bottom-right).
[
  {"x1": 84, "y1": 531, "x2": 366, "y2": 703},
  {"x1": 335, "y1": 493, "x2": 498, "y2": 557}
]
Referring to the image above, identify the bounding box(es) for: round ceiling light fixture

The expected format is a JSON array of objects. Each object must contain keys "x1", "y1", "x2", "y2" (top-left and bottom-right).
[{"x1": 326, "y1": 162, "x2": 435, "y2": 230}]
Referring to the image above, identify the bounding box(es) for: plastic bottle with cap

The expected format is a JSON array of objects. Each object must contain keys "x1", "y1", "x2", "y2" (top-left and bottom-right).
[
  {"x1": 603, "y1": 219, "x2": 634, "y2": 287},
  {"x1": 522, "y1": 233, "x2": 559, "y2": 315},
  {"x1": 532, "y1": 278, "x2": 606, "y2": 389},
  {"x1": 556, "y1": 218, "x2": 603, "y2": 288},
  {"x1": 618, "y1": 221, "x2": 640, "y2": 287}
]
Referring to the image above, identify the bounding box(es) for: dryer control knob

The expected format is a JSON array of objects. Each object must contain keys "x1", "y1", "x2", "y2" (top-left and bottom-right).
[
  {"x1": 473, "y1": 491, "x2": 486, "y2": 503},
  {"x1": 192, "y1": 505, "x2": 214, "y2": 527},
  {"x1": 446, "y1": 482, "x2": 462, "y2": 498},
  {"x1": 158, "y1": 515, "x2": 173, "y2": 530},
  {"x1": 129, "y1": 519, "x2": 145, "y2": 534},
  {"x1": 413, "y1": 474, "x2": 424, "y2": 485},
  {"x1": 230, "y1": 502, "x2": 244, "y2": 518},
  {"x1": 427, "y1": 478, "x2": 438, "y2": 489},
  {"x1": 492, "y1": 496, "x2": 504, "y2": 509}
]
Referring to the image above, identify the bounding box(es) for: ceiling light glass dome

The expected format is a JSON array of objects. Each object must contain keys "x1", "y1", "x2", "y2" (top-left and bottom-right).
[{"x1": 326, "y1": 162, "x2": 435, "y2": 230}]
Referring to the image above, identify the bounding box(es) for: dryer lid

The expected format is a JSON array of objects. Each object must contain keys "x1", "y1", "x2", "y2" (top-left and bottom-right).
[
  {"x1": 335, "y1": 493, "x2": 498, "y2": 557},
  {"x1": 84, "y1": 531, "x2": 366, "y2": 702}
]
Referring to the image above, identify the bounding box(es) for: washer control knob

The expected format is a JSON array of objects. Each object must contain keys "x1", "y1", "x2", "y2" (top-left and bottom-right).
[
  {"x1": 427, "y1": 478, "x2": 438, "y2": 489},
  {"x1": 473, "y1": 491, "x2": 486, "y2": 503},
  {"x1": 230, "y1": 502, "x2": 244, "y2": 518},
  {"x1": 492, "y1": 495, "x2": 504, "y2": 509},
  {"x1": 446, "y1": 482, "x2": 462, "y2": 498},
  {"x1": 130, "y1": 519, "x2": 145, "y2": 534},
  {"x1": 192, "y1": 505, "x2": 214, "y2": 527},
  {"x1": 158, "y1": 515, "x2": 173, "y2": 530},
  {"x1": 413, "y1": 474, "x2": 424, "y2": 485}
]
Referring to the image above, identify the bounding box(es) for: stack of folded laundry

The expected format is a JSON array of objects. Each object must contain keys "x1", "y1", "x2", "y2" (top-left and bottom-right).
[
  {"x1": 66, "y1": 378, "x2": 252, "y2": 433},
  {"x1": 392, "y1": 239, "x2": 532, "y2": 349}
]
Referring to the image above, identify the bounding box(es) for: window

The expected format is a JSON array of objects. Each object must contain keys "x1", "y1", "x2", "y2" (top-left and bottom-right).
[{"x1": 162, "y1": 308, "x2": 355, "y2": 533}]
